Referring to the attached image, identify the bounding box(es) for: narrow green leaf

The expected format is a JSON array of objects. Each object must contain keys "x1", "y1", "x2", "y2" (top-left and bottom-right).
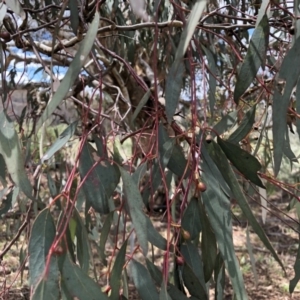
[
  {"x1": 290, "y1": 234, "x2": 300, "y2": 293},
  {"x1": 181, "y1": 197, "x2": 202, "y2": 240},
  {"x1": 131, "y1": 89, "x2": 151, "y2": 126},
  {"x1": 31, "y1": 256, "x2": 59, "y2": 300},
  {"x1": 0, "y1": 188, "x2": 13, "y2": 218},
  {"x1": 202, "y1": 45, "x2": 217, "y2": 114},
  {"x1": 159, "y1": 280, "x2": 172, "y2": 300},
  {"x1": 198, "y1": 199, "x2": 217, "y2": 282},
  {"x1": 234, "y1": 15, "x2": 269, "y2": 104},
  {"x1": 146, "y1": 259, "x2": 190, "y2": 300},
  {"x1": 165, "y1": 61, "x2": 185, "y2": 122},
  {"x1": 158, "y1": 124, "x2": 189, "y2": 178},
  {"x1": 110, "y1": 239, "x2": 128, "y2": 300},
  {"x1": 273, "y1": 37, "x2": 300, "y2": 175},
  {"x1": 73, "y1": 209, "x2": 91, "y2": 273},
  {"x1": 47, "y1": 171, "x2": 57, "y2": 198},
  {"x1": 181, "y1": 242, "x2": 207, "y2": 297},
  {"x1": 201, "y1": 146, "x2": 248, "y2": 300},
  {"x1": 130, "y1": 259, "x2": 159, "y2": 299},
  {"x1": 69, "y1": 0, "x2": 79, "y2": 34},
  {"x1": 99, "y1": 212, "x2": 114, "y2": 266},
  {"x1": 206, "y1": 140, "x2": 285, "y2": 272},
  {"x1": 62, "y1": 254, "x2": 109, "y2": 300},
  {"x1": 36, "y1": 11, "x2": 99, "y2": 130},
  {"x1": 214, "y1": 253, "x2": 225, "y2": 300},
  {"x1": 213, "y1": 110, "x2": 237, "y2": 136},
  {"x1": 246, "y1": 227, "x2": 258, "y2": 288},
  {"x1": 0, "y1": 111, "x2": 33, "y2": 199},
  {"x1": 79, "y1": 142, "x2": 120, "y2": 214},
  {"x1": 41, "y1": 120, "x2": 78, "y2": 163},
  {"x1": 146, "y1": 216, "x2": 168, "y2": 250},
  {"x1": 29, "y1": 208, "x2": 56, "y2": 288},
  {"x1": 119, "y1": 167, "x2": 148, "y2": 255},
  {"x1": 182, "y1": 263, "x2": 207, "y2": 299},
  {"x1": 228, "y1": 105, "x2": 257, "y2": 144},
  {"x1": 217, "y1": 136, "x2": 264, "y2": 188}
]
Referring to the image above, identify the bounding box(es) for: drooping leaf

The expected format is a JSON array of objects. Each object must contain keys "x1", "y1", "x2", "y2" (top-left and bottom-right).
[
  {"x1": 246, "y1": 227, "x2": 258, "y2": 288},
  {"x1": 31, "y1": 256, "x2": 60, "y2": 300},
  {"x1": 131, "y1": 89, "x2": 151, "y2": 126},
  {"x1": 41, "y1": 120, "x2": 78, "y2": 163},
  {"x1": 119, "y1": 167, "x2": 148, "y2": 255},
  {"x1": 146, "y1": 259, "x2": 190, "y2": 300},
  {"x1": 159, "y1": 280, "x2": 172, "y2": 300},
  {"x1": 273, "y1": 37, "x2": 300, "y2": 175},
  {"x1": 198, "y1": 199, "x2": 217, "y2": 282},
  {"x1": 158, "y1": 124, "x2": 189, "y2": 178},
  {"x1": 217, "y1": 136, "x2": 265, "y2": 188},
  {"x1": 165, "y1": 62, "x2": 185, "y2": 122},
  {"x1": 165, "y1": 0, "x2": 207, "y2": 121},
  {"x1": 146, "y1": 216, "x2": 168, "y2": 250},
  {"x1": 36, "y1": 11, "x2": 99, "y2": 130},
  {"x1": 99, "y1": 212, "x2": 114, "y2": 266},
  {"x1": 181, "y1": 241, "x2": 207, "y2": 297},
  {"x1": 0, "y1": 188, "x2": 13, "y2": 218},
  {"x1": 79, "y1": 142, "x2": 120, "y2": 214},
  {"x1": 200, "y1": 146, "x2": 248, "y2": 300},
  {"x1": 61, "y1": 254, "x2": 109, "y2": 300},
  {"x1": 228, "y1": 105, "x2": 257, "y2": 144},
  {"x1": 234, "y1": 15, "x2": 269, "y2": 104},
  {"x1": 214, "y1": 253, "x2": 225, "y2": 300},
  {"x1": 29, "y1": 208, "x2": 56, "y2": 289},
  {"x1": 130, "y1": 259, "x2": 159, "y2": 299},
  {"x1": 206, "y1": 140, "x2": 285, "y2": 272},
  {"x1": 213, "y1": 110, "x2": 238, "y2": 136},
  {"x1": 181, "y1": 197, "x2": 202, "y2": 240},
  {"x1": 0, "y1": 111, "x2": 33, "y2": 199},
  {"x1": 73, "y1": 209, "x2": 91, "y2": 273},
  {"x1": 202, "y1": 45, "x2": 217, "y2": 114},
  {"x1": 110, "y1": 239, "x2": 128, "y2": 300},
  {"x1": 69, "y1": 0, "x2": 79, "y2": 34},
  {"x1": 182, "y1": 263, "x2": 207, "y2": 299},
  {"x1": 290, "y1": 234, "x2": 300, "y2": 293}
]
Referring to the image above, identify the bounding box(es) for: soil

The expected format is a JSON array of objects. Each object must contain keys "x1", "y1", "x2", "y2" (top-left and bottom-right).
[{"x1": 0, "y1": 191, "x2": 300, "y2": 300}]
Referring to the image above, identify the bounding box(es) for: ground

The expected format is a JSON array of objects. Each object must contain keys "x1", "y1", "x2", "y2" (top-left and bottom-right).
[{"x1": 0, "y1": 191, "x2": 300, "y2": 300}]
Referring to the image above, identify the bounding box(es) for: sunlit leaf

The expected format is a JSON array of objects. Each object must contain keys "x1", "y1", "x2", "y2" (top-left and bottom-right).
[
  {"x1": 228, "y1": 105, "x2": 256, "y2": 144},
  {"x1": 234, "y1": 15, "x2": 269, "y2": 104},
  {"x1": 41, "y1": 120, "x2": 78, "y2": 163},
  {"x1": 36, "y1": 11, "x2": 99, "y2": 130},
  {"x1": 273, "y1": 37, "x2": 300, "y2": 175},
  {"x1": 73, "y1": 209, "x2": 91, "y2": 273},
  {"x1": 0, "y1": 111, "x2": 33, "y2": 199},
  {"x1": 119, "y1": 167, "x2": 148, "y2": 255},
  {"x1": 217, "y1": 136, "x2": 264, "y2": 188},
  {"x1": 213, "y1": 111, "x2": 237, "y2": 136},
  {"x1": 29, "y1": 208, "x2": 56, "y2": 289}
]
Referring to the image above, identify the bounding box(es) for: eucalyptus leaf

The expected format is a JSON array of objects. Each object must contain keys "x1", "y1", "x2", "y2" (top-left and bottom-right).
[
  {"x1": 234, "y1": 15, "x2": 269, "y2": 104},
  {"x1": 217, "y1": 136, "x2": 265, "y2": 188}
]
